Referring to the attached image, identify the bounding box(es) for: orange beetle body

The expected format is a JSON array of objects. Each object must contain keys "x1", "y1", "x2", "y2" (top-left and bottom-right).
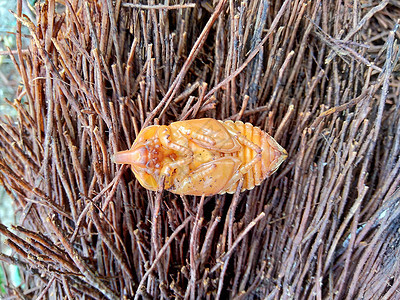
[{"x1": 114, "y1": 118, "x2": 287, "y2": 196}]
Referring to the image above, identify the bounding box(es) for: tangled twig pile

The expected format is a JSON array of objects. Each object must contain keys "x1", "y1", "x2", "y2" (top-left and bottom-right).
[{"x1": 1, "y1": 0, "x2": 400, "y2": 299}]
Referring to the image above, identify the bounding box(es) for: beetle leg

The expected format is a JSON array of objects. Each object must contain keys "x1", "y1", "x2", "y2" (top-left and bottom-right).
[
  {"x1": 158, "y1": 125, "x2": 194, "y2": 172},
  {"x1": 234, "y1": 134, "x2": 262, "y2": 154},
  {"x1": 158, "y1": 126, "x2": 193, "y2": 155},
  {"x1": 189, "y1": 161, "x2": 218, "y2": 181},
  {"x1": 177, "y1": 126, "x2": 217, "y2": 147},
  {"x1": 222, "y1": 152, "x2": 262, "y2": 192},
  {"x1": 223, "y1": 122, "x2": 262, "y2": 154}
]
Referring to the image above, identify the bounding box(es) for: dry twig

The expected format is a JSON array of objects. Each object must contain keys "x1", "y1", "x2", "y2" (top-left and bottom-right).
[{"x1": 0, "y1": 0, "x2": 400, "y2": 299}]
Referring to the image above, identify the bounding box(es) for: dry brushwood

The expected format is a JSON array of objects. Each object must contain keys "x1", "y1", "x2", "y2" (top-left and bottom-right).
[{"x1": 0, "y1": 0, "x2": 400, "y2": 299}]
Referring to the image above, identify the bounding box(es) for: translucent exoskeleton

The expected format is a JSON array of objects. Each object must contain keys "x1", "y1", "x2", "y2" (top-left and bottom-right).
[{"x1": 113, "y1": 118, "x2": 287, "y2": 196}]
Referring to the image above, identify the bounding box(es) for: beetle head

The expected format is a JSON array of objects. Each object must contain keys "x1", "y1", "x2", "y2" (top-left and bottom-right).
[
  {"x1": 113, "y1": 137, "x2": 167, "y2": 191},
  {"x1": 114, "y1": 138, "x2": 164, "y2": 171}
]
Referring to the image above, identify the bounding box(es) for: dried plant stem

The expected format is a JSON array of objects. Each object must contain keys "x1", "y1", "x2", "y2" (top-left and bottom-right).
[{"x1": 1, "y1": 0, "x2": 399, "y2": 298}]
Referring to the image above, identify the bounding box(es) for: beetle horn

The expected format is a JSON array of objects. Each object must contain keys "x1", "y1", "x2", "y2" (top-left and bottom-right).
[{"x1": 113, "y1": 146, "x2": 148, "y2": 166}]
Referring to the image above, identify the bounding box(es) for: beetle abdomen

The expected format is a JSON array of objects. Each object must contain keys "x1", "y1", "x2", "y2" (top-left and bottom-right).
[{"x1": 222, "y1": 121, "x2": 287, "y2": 193}]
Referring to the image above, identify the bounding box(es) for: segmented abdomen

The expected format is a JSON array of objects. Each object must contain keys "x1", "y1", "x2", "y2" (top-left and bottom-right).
[{"x1": 222, "y1": 120, "x2": 287, "y2": 193}]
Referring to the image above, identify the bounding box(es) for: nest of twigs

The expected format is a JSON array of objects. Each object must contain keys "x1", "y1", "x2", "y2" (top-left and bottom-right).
[{"x1": 1, "y1": 0, "x2": 400, "y2": 299}]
